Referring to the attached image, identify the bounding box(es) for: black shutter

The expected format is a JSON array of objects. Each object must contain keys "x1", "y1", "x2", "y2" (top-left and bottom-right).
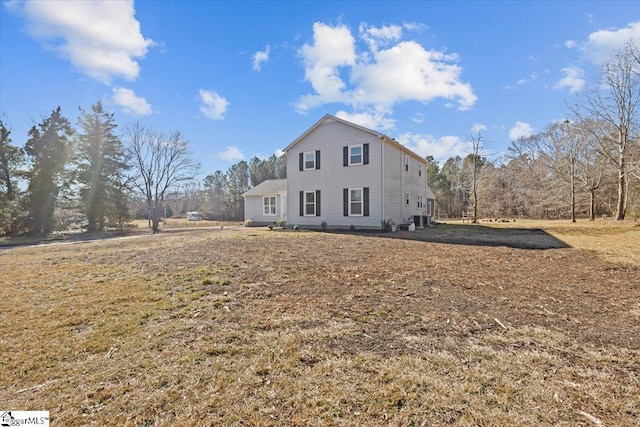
[
  {"x1": 343, "y1": 146, "x2": 348, "y2": 166},
  {"x1": 299, "y1": 191, "x2": 304, "y2": 216},
  {"x1": 299, "y1": 153, "x2": 303, "y2": 171},
  {"x1": 363, "y1": 187, "x2": 369, "y2": 216},
  {"x1": 343, "y1": 188, "x2": 348, "y2": 216},
  {"x1": 363, "y1": 143, "x2": 369, "y2": 165},
  {"x1": 316, "y1": 190, "x2": 321, "y2": 216},
  {"x1": 316, "y1": 150, "x2": 321, "y2": 170}
]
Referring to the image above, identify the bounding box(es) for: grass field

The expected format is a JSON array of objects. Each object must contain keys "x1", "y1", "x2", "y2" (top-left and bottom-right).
[{"x1": 0, "y1": 219, "x2": 638, "y2": 426}]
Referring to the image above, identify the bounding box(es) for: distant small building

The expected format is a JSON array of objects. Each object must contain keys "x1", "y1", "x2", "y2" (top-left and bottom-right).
[{"x1": 186, "y1": 211, "x2": 203, "y2": 221}]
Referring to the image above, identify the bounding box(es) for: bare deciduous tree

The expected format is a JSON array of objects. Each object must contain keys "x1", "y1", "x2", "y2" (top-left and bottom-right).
[
  {"x1": 125, "y1": 122, "x2": 200, "y2": 233},
  {"x1": 572, "y1": 41, "x2": 640, "y2": 220},
  {"x1": 463, "y1": 129, "x2": 488, "y2": 223}
]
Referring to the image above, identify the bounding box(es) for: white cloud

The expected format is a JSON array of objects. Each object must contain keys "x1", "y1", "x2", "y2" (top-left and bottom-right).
[
  {"x1": 335, "y1": 110, "x2": 396, "y2": 131},
  {"x1": 565, "y1": 40, "x2": 577, "y2": 49},
  {"x1": 275, "y1": 149, "x2": 286, "y2": 158},
  {"x1": 470, "y1": 123, "x2": 487, "y2": 134},
  {"x1": 296, "y1": 22, "x2": 357, "y2": 112},
  {"x1": 509, "y1": 122, "x2": 534, "y2": 141},
  {"x1": 218, "y1": 146, "x2": 244, "y2": 162},
  {"x1": 412, "y1": 113, "x2": 424, "y2": 124},
  {"x1": 10, "y1": 0, "x2": 153, "y2": 83},
  {"x1": 111, "y1": 87, "x2": 151, "y2": 116},
  {"x1": 252, "y1": 45, "x2": 270, "y2": 71},
  {"x1": 296, "y1": 21, "x2": 476, "y2": 120},
  {"x1": 199, "y1": 89, "x2": 229, "y2": 120},
  {"x1": 359, "y1": 23, "x2": 403, "y2": 53},
  {"x1": 554, "y1": 67, "x2": 586, "y2": 93},
  {"x1": 396, "y1": 132, "x2": 469, "y2": 164},
  {"x1": 582, "y1": 21, "x2": 640, "y2": 64}
]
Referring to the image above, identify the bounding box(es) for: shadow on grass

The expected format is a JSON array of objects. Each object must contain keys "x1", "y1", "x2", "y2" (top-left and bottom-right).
[
  {"x1": 0, "y1": 229, "x2": 142, "y2": 249},
  {"x1": 323, "y1": 223, "x2": 571, "y2": 250}
]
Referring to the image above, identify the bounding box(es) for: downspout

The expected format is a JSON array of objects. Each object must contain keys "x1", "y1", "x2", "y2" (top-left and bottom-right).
[{"x1": 380, "y1": 136, "x2": 385, "y2": 224}]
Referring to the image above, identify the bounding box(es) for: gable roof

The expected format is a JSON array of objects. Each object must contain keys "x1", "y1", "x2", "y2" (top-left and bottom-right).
[
  {"x1": 242, "y1": 179, "x2": 287, "y2": 197},
  {"x1": 284, "y1": 114, "x2": 426, "y2": 162}
]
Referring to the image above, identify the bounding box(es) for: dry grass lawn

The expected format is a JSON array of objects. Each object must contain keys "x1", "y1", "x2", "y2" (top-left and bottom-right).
[{"x1": 0, "y1": 219, "x2": 638, "y2": 426}]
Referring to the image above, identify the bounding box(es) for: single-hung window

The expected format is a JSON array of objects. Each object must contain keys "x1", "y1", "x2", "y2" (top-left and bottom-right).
[
  {"x1": 263, "y1": 196, "x2": 276, "y2": 215},
  {"x1": 418, "y1": 163, "x2": 422, "y2": 177},
  {"x1": 417, "y1": 194, "x2": 423, "y2": 209},
  {"x1": 350, "y1": 188, "x2": 363, "y2": 216},
  {"x1": 304, "y1": 151, "x2": 316, "y2": 170},
  {"x1": 349, "y1": 145, "x2": 362, "y2": 165},
  {"x1": 405, "y1": 155, "x2": 410, "y2": 172},
  {"x1": 304, "y1": 191, "x2": 316, "y2": 216},
  {"x1": 405, "y1": 191, "x2": 410, "y2": 206}
]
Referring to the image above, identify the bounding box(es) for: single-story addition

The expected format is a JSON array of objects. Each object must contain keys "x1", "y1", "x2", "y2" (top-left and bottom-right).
[
  {"x1": 242, "y1": 178, "x2": 287, "y2": 226},
  {"x1": 243, "y1": 114, "x2": 436, "y2": 230}
]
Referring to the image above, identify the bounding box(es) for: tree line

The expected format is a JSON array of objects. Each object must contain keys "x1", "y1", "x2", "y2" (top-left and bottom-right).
[
  {"x1": 428, "y1": 41, "x2": 640, "y2": 222},
  {"x1": 1, "y1": 42, "x2": 638, "y2": 235},
  {"x1": 0, "y1": 102, "x2": 286, "y2": 235}
]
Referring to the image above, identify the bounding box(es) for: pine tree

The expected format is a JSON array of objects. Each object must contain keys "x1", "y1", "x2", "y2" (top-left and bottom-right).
[
  {"x1": 76, "y1": 102, "x2": 129, "y2": 232},
  {"x1": 24, "y1": 107, "x2": 74, "y2": 234}
]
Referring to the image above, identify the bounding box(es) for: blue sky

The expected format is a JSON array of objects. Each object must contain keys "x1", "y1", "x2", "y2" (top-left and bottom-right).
[{"x1": 1, "y1": 1, "x2": 639, "y2": 176}]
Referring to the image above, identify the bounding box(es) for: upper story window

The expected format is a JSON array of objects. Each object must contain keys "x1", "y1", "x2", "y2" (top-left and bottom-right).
[
  {"x1": 405, "y1": 191, "x2": 410, "y2": 206},
  {"x1": 418, "y1": 163, "x2": 422, "y2": 177},
  {"x1": 299, "y1": 151, "x2": 320, "y2": 171},
  {"x1": 304, "y1": 151, "x2": 316, "y2": 170},
  {"x1": 349, "y1": 145, "x2": 362, "y2": 165},
  {"x1": 405, "y1": 155, "x2": 410, "y2": 173},
  {"x1": 417, "y1": 194, "x2": 423, "y2": 209},
  {"x1": 343, "y1": 144, "x2": 369, "y2": 166},
  {"x1": 263, "y1": 196, "x2": 277, "y2": 215}
]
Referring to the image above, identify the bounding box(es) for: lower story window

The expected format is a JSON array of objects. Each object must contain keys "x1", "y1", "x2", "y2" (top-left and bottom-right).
[
  {"x1": 350, "y1": 188, "x2": 363, "y2": 216},
  {"x1": 305, "y1": 191, "x2": 316, "y2": 216},
  {"x1": 417, "y1": 194, "x2": 423, "y2": 209},
  {"x1": 263, "y1": 196, "x2": 276, "y2": 215}
]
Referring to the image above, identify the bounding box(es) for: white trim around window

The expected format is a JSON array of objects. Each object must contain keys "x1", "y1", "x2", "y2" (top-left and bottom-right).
[
  {"x1": 263, "y1": 196, "x2": 277, "y2": 216},
  {"x1": 405, "y1": 191, "x2": 410, "y2": 206},
  {"x1": 349, "y1": 145, "x2": 363, "y2": 166},
  {"x1": 405, "y1": 155, "x2": 409, "y2": 172},
  {"x1": 303, "y1": 151, "x2": 316, "y2": 170},
  {"x1": 417, "y1": 194, "x2": 423, "y2": 209},
  {"x1": 304, "y1": 190, "x2": 316, "y2": 216},
  {"x1": 349, "y1": 188, "x2": 363, "y2": 216}
]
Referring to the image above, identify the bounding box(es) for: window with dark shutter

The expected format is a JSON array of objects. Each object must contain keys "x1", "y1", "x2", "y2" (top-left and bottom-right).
[
  {"x1": 343, "y1": 188, "x2": 348, "y2": 216},
  {"x1": 315, "y1": 150, "x2": 321, "y2": 170},
  {"x1": 299, "y1": 153, "x2": 303, "y2": 171},
  {"x1": 316, "y1": 190, "x2": 321, "y2": 216},
  {"x1": 343, "y1": 146, "x2": 348, "y2": 167},
  {"x1": 363, "y1": 187, "x2": 369, "y2": 216},
  {"x1": 299, "y1": 191, "x2": 304, "y2": 216},
  {"x1": 363, "y1": 143, "x2": 369, "y2": 165}
]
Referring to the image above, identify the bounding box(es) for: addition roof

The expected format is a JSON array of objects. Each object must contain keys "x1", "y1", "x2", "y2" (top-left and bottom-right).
[{"x1": 242, "y1": 179, "x2": 287, "y2": 197}]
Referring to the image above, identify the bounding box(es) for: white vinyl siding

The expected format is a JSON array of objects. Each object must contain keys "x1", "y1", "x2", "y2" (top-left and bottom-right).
[{"x1": 287, "y1": 119, "x2": 381, "y2": 228}]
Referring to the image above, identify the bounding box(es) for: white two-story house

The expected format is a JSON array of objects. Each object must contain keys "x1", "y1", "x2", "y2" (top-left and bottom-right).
[{"x1": 243, "y1": 114, "x2": 435, "y2": 229}]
